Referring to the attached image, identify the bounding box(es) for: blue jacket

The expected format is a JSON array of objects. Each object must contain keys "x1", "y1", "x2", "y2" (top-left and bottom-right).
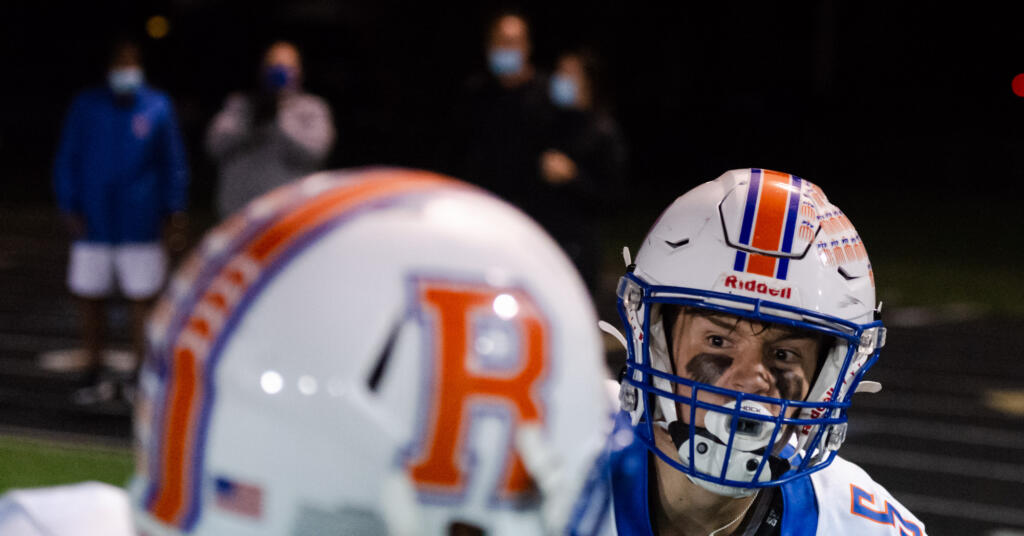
[{"x1": 54, "y1": 85, "x2": 189, "y2": 244}]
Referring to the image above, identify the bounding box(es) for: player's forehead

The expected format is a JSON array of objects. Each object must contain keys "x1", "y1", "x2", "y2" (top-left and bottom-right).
[{"x1": 676, "y1": 307, "x2": 822, "y2": 342}]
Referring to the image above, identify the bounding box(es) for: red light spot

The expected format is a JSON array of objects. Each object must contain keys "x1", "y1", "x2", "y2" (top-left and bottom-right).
[{"x1": 1013, "y1": 74, "x2": 1024, "y2": 97}]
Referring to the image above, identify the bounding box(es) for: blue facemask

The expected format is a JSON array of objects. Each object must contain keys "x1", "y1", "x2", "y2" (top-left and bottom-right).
[
  {"x1": 263, "y1": 65, "x2": 296, "y2": 91},
  {"x1": 108, "y1": 67, "x2": 144, "y2": 95},
  {"x1": 549, "y1": 74, "x2": 578, "y2": 108},
  {"x1": 488, "y1": 48, "x2": 524, "y2": 77}
]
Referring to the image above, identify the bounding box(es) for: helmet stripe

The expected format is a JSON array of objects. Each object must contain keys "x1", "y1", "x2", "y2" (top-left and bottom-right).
[
  {"x1": 736, "y1": 168, "x2": 762, "y2": 246},
  {"x1": 732, "y1": 168, "x2": 762, "y2": 272},
  {"x1": 732, "y1": 169, "x2": 802, "y2": 280},
  {"x1": 775, "y1": 175, "x2": 803, "y2": 280},
  {"x1": 745, "y1": 170, "x2": 792, "y2": 277}
]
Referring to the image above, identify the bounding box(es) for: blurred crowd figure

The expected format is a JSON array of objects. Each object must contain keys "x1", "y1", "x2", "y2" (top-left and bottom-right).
[
  {"x1": 455, "y1": 11, "x2": 551, "y2": 208},
  {"x1": 454, "y1": 12, "x2": 626, "y2": 291},
  {"x1": 48, "y1": 21, "x2": 626, "y2": 407},
  {"x1": 53, "y1": 39, "x2": 189, "y2": 403},
  {"x1": 205, "y1": 41, "x2": 336, "y2": 218},
  {"x1": 535, "y1": 49, "x2": 627, "y2": 291}
]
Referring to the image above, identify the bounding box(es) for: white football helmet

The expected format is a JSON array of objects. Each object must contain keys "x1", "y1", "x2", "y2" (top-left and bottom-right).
[
  {"x1": 130, "y1": 168, "x2": 612, "y2": 535},
  {"x1": 616, "y1": 168, "x2": 885, "y2": 497}
]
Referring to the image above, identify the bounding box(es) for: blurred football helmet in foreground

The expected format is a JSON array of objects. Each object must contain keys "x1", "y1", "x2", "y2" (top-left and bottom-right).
[{"x1": 131, "y1": 168, "x2": 611, "y2": 535}]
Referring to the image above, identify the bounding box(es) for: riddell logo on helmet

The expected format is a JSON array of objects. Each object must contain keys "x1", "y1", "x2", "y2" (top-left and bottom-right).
[{"x1": 723, "y1": 275, "x2": 793, "y2": 299}]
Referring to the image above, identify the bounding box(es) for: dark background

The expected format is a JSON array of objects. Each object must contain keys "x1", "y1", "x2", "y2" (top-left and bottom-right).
[
  {"x1": 2, "y1": 3, "x2": 1024, "y2": 533},
  {"x1": 4, "y1": 1, "x2": 1024, "y2": 213}
]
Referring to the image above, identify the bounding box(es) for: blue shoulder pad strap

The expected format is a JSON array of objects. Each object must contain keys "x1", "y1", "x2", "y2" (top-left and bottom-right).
[
  {"x1": 778, "y1": 444, "x2": 818, "y2": 536},
  {"x1": 609, "y1": 411, "x2": 655, "y2": 535}
]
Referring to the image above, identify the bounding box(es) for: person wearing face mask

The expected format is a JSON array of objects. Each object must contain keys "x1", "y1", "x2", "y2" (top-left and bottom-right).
[
  {"x1": 53, "y1": 38, "x2": 189, "y2": 404},
  {"x1": 206, "y1": 40, "x2": 336, "y2": 218},
  {"x1": 534, "y1": 49, "x2": 626, "y2": 293},
  {"x1": 451, "y1": 11, "x2": 553, "y2": 209}
]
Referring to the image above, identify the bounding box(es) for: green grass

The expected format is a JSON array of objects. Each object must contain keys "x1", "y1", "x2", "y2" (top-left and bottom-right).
[{"x1": 0, "y1": 436, "x2": 133, "y2": 494}]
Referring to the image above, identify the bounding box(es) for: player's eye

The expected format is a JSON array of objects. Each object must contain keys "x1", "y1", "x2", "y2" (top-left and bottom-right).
[
  {"x1": 708, "y1": 335, "x2": 726, "y2": 347},
  {"x1": 773, "y1": 348, "x2": 799, "y2": 362}
]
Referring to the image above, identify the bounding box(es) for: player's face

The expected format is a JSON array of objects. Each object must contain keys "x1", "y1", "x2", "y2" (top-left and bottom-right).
[{"x1": 668, "y1": 308, "x2": 822, "y2": 425}]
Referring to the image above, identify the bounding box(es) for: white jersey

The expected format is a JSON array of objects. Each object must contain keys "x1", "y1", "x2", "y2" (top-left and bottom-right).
[
  {"x1": 811, "y1": 455, "x2": 926, "y2": 535},
  {"x1": 0, "y1": 482, "x2": 135, "y2": 536}
]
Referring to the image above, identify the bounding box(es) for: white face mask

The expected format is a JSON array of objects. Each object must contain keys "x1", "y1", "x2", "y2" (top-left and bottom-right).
[
  {"x1": 549, "y1": 74, "x2": 578, "y2": 108},
  {"x1": 488, "y1": 47, "x2": 524, "y2": 77},
  {"x1": 108, "y1": 66, "x2": 144, "y2": 95}
]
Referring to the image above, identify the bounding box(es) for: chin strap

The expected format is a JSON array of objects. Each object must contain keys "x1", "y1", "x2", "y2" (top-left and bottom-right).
[{"x1": 667, "y1": 420, "x2": 791, "y2": 481}]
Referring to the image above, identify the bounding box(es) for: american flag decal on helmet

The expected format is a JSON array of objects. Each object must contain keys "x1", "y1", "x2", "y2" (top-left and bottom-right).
[
  {"x1": 732, "y1": 168, "x2": 803, "y2": 280},
  {"x1": 213, "y1": 477, "x2": 263, "y2": 519}
]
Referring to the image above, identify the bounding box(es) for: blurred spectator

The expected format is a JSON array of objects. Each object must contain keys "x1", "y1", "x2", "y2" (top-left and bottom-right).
[
  {"x1": 206, "y1": 41, "x2": 335, "y2": 217},
  {"x1": 535, "y1": 49, "x2": 627, "y2": 291},
  {"x1": 453, "y1": 12, "x2": 552, "y2": 208},
  {"x1": 53, "y1": 39, "x2": 189, "y2": 403}
]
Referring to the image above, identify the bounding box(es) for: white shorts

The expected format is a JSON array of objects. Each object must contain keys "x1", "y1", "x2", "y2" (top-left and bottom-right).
[{"x1": 67, "y1": 242, "x2": 168, "y2": 300}]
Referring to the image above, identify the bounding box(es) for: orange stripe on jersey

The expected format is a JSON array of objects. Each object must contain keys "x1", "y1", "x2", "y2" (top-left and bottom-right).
[{"x1": 408, "y1": 283, "x2": 548, "y2": 500}]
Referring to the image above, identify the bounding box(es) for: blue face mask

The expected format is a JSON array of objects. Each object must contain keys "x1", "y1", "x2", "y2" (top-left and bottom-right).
[
  {"x1": 108, "y1": 67, "x2": 143, "y2": 95},
  {"x1": 549, "y1": 74, "x2": 578, "y2": 108},
  {"x1": 263, "y1": 65, "x2": 296, "y2": 91},
  {"x1": 488, "y1": 48, "x2": 524, "y2": 77}
]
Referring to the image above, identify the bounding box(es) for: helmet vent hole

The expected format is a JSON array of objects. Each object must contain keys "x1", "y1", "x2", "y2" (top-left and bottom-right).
[
  {"x1": 664, "y1": 238, "x2": 690, "y2": 248},
  {"x1": 696, "y1": 442, "x2": 708, "y2": 454},
  {"x1": 746, "y1": 459, "x2": 759, "y2": 472},
  {"x1": 837, "y1": 266, "x2": 857, "y2": 281}
]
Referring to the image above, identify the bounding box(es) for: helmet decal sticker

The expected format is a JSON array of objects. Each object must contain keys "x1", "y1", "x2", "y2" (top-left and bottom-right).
[
  {"x1": 727, "y1": 169, "x2": 804, "y2": 280},
  {"x1": 406, "y1": 278, "x2": 550, "y2": 506}
]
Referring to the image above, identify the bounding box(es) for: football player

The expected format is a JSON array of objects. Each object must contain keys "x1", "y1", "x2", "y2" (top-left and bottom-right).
[
  {"x1": 604, "y1": 169, "x2": 926, "y2": 535},
  {"x1": 0, "y1": 168, "x2": 614, "y2": 535}
]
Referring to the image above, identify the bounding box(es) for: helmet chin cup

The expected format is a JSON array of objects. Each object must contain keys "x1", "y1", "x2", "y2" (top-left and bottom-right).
[{"x1": 667, "y1": 401, "x2": 791, "y2": 498}]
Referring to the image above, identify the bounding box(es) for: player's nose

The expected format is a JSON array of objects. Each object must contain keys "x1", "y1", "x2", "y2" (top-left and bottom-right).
[{"x1": 723, "y1": 344, "x2": 772, "y2": 396}]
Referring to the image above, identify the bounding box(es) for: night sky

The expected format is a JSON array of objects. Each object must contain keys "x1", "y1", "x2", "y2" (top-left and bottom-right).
[{"x1": 4, "y1": 1, "x2": 1024, "y2": 210}]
